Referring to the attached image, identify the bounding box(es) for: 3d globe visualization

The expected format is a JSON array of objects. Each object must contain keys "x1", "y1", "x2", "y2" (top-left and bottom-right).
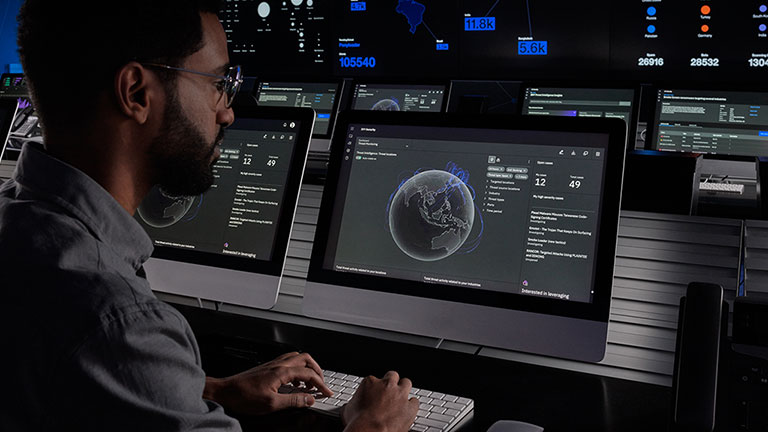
[
  {"x1": 137, "y1": 185, "x2": 195, "y2": 228},
  {"x1": 388, "y1": 170, "x2": 475, "y2": 261},
  {"x1": 372, "y1": 98, "x2": 401, "y2": 111}
]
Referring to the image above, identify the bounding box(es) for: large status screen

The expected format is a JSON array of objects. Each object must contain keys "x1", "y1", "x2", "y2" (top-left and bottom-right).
[{"x1": 322, "y1": 122, "x2": 611, "y2": 303}]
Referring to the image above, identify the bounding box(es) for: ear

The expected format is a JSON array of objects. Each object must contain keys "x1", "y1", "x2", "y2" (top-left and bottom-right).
[{"x1": 114, "y1": 62, "x2": 156, "y2": 125}]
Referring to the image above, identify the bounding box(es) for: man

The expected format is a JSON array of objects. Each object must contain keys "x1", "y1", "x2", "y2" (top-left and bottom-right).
[{"x1": 0, "y1": 1, "x2": 419, "y2": 431}]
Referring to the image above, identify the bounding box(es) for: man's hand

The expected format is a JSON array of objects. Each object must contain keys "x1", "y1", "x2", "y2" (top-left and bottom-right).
[
  {"x1": 204, "y1": 351, "x2": 333, "y2": 415},
  {"x1": 341, "y1": 371, "x2": 419, "y2": 432}
]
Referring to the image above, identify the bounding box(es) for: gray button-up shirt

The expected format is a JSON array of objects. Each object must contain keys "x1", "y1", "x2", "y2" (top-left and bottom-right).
[{"x1": 0, "y1": 144, "x2": 241, "y2": 431}]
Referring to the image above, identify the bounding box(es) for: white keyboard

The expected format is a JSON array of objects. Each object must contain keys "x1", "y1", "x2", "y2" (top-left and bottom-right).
[
  {"x1": 699, "y1": 181, "x2": 744, "y2": 194},
  {"x1": 279, "y1": 369, "x2": 474, "y2": 432}
]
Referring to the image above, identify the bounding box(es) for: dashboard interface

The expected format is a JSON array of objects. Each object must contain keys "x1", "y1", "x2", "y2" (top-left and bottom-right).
[
  {"x1": 352, "y1": 84, "x2": 445, "y2": 112},
  {"x1": 256, "y1": 82, "x2": 339, "y2": 136},
  {"x1": 137, "y1": 118, "x2": 302, "y2": 264},
  {"x1": 652, "y1": 89, "x2": 768, "y2": 157},
  {"x1": 322, "y1": 122, "x2": 612, "y2": 304}
]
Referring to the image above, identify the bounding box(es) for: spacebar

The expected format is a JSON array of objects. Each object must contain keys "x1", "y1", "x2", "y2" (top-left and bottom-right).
[
  {"x1": 414, "y1": 417, "x2": 449, "y2": 429},
  {"x1": 311, "y1": 401, "x2": 342, "y2": 414}
]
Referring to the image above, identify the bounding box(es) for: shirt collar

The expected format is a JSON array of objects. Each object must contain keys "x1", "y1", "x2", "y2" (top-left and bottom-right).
[{"x1": 12, "y1": 143, "x2": 153, "y2": 270}]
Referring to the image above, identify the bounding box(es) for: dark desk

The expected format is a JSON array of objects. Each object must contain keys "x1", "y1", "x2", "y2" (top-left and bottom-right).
[{"x1": 174, "y1": 303, "x2": 671, "y2": 432}]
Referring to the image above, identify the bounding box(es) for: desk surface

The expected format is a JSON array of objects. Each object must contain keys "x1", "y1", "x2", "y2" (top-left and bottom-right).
[{"x1": 174, "y1": 303, "x2": 671, "y2": 432}]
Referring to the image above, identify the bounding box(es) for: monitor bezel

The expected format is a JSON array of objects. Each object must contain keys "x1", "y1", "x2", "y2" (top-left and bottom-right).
[
  {"x1": 648, "y1": 84, "x2": 768, "y2": 161},
  {"x1": 348, "y1": 79, "x2": 451, "y2": 112},
  {"x1": 518, "y1": 81, "x2": 640, "y2": 153},
  {"x1": 253, "y1": 78, "x2": 343, "y2": 139},
  {"x1": 147, "y1": 106, "x2": 315, "y2": 277},
  {"x1": 307, "y1": 111, "x2": 627, "y2": 323}
]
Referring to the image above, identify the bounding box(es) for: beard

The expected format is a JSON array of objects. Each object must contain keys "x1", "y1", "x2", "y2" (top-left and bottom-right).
[{"x1": 148, "y1": 89, "x2": 224, "y2": 197}]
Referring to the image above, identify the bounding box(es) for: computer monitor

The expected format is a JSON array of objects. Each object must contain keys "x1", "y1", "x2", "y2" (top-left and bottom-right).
[
  {"x1": 304, "y1": 112, "x2": 627, "y2": 362},
  {"x1": 0, "y1": 98, "x2": 19, "y2": 163},
  {"x1": 139, "y1": 107, "x2": 314, "y2": 309},
  {"x1": 351, "y1": 83, "x2": 447, "y2": 112},
  {"x1": 0, "y1": 74, "x2": 29, "y2": 98},
  {"x1": 521, "y1": 85, "x2": 638, "y2": 146},
  {"x1": 255, "y1": 80, "x2": 341, "y2": 138},
  {"x1": 650, "y1": 88, "x2": 768, "y2": 158}
]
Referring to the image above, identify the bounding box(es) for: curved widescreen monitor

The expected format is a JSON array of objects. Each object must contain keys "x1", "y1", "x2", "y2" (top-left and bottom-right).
[
  {"x1": 304, "y1": 111, "x2": 626, "y2": 362},
  {"x1": 139, "y1": 106, "x2": 314, "y2": 309}
]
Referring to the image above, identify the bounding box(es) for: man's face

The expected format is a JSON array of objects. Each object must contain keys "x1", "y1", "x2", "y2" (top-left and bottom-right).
[{"x1": 149, "y1": 13, "x2": 234, "y2": 197}]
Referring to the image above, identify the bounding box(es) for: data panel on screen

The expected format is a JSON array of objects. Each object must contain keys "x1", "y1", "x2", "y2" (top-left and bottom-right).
[
  {"x1": 651, "y1": 89, "x2": 768, "y2": 157},
  {"x1": 221, "y1": 0, "x2": 331, "y2": 76},
  {"x1": 460, "y1": 0, "x2": 611, "y2": 76},
  {"x1": 611, "y1": 2, "x2": 768, "y2": 78},
  {"x1": 256, "y1": 81, "x2": 338, "y2": 136},
  {"x1": 334, "y1": 0, "x2": 459, "y2": 76},
  {"x1": 352, "y1": 84, "x2": 445, "y2": 112},
  {"x1": 137, "y1": 117, "x2": 304, "y2": 269},
  {"x1": 523, "y1": 88, "x2": 634, "y2": 122},
  {"x1": 521, "y1": 86, "x2": 636, "y2": 143}
]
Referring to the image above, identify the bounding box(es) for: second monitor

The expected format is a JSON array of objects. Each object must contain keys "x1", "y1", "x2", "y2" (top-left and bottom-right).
[
  {"x1": 255, "y1": 81, "x2": 340, "y2": 137},
  {"x1": 651, "y1": 88, "x2": 768, "y2": 158},
  {"x1": 351, "y1": 83, "x2": 447, "y2": 112}
]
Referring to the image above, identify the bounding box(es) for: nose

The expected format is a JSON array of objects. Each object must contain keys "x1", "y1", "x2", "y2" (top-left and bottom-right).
[{"x1": 218, "y1": 104, "x2": 235, "y2": 128}]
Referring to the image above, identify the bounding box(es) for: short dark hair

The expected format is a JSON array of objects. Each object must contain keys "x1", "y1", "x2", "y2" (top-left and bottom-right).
[{"x1": 17, "y1": 0, "x2": 222, "y2": 132}]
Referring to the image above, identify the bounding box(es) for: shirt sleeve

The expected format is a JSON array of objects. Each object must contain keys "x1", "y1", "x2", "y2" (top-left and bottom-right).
[{"x1": 51, "y1": 303, "x2": 242, "y2": 432}]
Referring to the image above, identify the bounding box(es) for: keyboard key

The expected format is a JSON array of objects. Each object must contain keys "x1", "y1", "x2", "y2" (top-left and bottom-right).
[
  {"x1": 410, "y1": 424, "x2": 428, "y2": 432},
  {"x1": 312, "y1": 401, "x2": 341, "y2": 412},
  {"x1": 429, "y1": 406, "x2": 446, "y2": 414},
  {"x1": 442, "y1": 395, "x2": 458, "y2": 403},
  {"x1": 417, "y1": 409, "x2": 430, "y2": 417},
  {"x1": 338, "y1": 393, "x2": 352, "y2": 402},
  {"x1": 414, "y1": 417, "x2": 449, "y2": 429},
  {"x1": 427, "y1": 412, "x2": 453, "y2": 423},
  {"x1": 431, "y1": 392, "x2": 446, "y2": 400},
  {"x1": 444, "y1": 408, "x2": 460, "y2": 417},
  {"x1": 422, "y1": 397, "x2": 434, "y2": 405},
  {"x1": 417, "y1": 389, "x2": 433, "y2": 397},
  {"x1": 425, "y1": 428, "x2": 442, "y2": 432},
  {"x1": 443, "y1": 402, "x2": 463, "y2": 411},
  {"x1": 341, "y1": 386, "x2": 356, "y2": 395},
  {"x1": 457, "y1": 397, "x2": 472, "y2": 405}
]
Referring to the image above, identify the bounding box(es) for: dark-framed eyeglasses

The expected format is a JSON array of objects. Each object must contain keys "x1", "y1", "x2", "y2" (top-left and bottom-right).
[{"x1": 141, "y1": 63, "x2": 243, "y2": 108}]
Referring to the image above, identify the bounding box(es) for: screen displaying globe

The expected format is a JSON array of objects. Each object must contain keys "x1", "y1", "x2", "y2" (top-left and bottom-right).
[
  {"x1": 137, "y1": 185, "x2": 196, "y2": 229},
  {"x1": 388, "y1": 170, "x2": 475, "y2": 261}
]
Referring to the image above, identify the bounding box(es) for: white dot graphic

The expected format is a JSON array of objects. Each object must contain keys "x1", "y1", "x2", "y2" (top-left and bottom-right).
[{"x1": 257, "y1": 2, "x2": 270, "y2": 18}]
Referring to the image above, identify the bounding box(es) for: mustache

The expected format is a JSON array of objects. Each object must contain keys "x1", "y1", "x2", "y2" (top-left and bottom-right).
[
  {"x1": 208, "y1": 128, "x2": 226, "y2": 157},
  {"x1": 215, "y1": 127, "x2": 226, "y2": 145}
]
